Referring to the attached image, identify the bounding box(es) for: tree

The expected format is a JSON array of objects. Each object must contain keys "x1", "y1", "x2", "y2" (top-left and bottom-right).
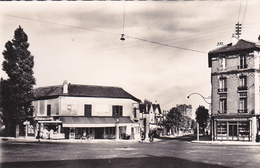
[
  {"x1": 165, "y1": 107, "x2": 183, "y2": 135},
  {"x1": 1, "y1": 26, "x2": 35, "y2": 137},
  {"x1": 195, "y1": 106, "x2": 209, "y2": 134}
]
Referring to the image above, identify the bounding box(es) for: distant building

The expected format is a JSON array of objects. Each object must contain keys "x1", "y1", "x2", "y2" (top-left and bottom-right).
[
  {"x1": 208, "y1": 35, "x2": 260, "y2": 142},
  {"x1": 176, "y1": 104, "x2": 192, "y2": 118},
  {"x1": 139, "y1": 103, "x2": 162, "y2": 137},
  {"x1": 32, "y1": 81, "x2": 141, "y2": 140}
]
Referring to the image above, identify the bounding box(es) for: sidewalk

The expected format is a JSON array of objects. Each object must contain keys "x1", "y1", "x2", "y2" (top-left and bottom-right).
[
  {"x1": 191, "y1": 135, "x2": 260, "y2": 146},
  {"x1": 0, "y1": 136, "x2": 160, "y2": 143},
  {"x1": 192, "y1": 140, "x2": 260, "y2": 146}
]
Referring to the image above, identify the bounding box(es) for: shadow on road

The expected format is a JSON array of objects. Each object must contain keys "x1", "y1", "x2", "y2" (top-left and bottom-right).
[
  {"x1": 158, "y1": 134, "x2": 212, "y2": 142},
  {"x1": 1, "y1": 155, "x2": 229, "y2": 168}
]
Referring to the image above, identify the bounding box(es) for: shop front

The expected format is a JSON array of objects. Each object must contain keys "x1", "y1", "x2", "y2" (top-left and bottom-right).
[
  {"x1": 61, "y1": 116, "x2": 140, "y2": 140},
  {"x1": 213, "y1": 115, "x2": 257, "y2": 141},
  {"x1": 35, "y1": 117, "x2": 65, "y2": 139}
]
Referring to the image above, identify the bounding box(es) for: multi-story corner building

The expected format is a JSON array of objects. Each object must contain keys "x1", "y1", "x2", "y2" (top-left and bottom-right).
[{"x1": 208, "y1": 36, "x2": 260, "y2": 142}]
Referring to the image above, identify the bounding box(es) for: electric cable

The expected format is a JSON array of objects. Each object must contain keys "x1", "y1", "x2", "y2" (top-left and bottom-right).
[{"x1": 242, "y1": 0, "x2": 248, "y2": 25}]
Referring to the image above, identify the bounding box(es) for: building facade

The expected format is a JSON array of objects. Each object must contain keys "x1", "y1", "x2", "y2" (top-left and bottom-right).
[
  {"x1": 208, "y1": 36, "x2": 260, "y2": 142},
  {"x1": 176, "y1": 104, "x2": 192, "y2": 118},
  {"x1": 32, "y1": 81, "x2": 141, "y2": 140},
  {"x1": 139, "y1": 103, "x2": 162, "y2": 138}
]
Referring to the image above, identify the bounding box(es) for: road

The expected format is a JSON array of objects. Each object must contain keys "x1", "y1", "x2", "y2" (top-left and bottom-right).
[{"x1": 1, "y1": 135, "x2": 260, "y2": 168}]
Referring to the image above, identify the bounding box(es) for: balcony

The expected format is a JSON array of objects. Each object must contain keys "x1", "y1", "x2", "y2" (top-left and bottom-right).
[
  {"x1": 218, "y1": 110, "x2": 227, "y2": 114},
  {"x1": 218, "y1": 88, "x2": 227, "y2": 93},
  {"x1": 238, "y1": 86, "x2": 248, "y2": 91},
  {"x1": 238, "y1": 65, "x2": 248, "y2": 69},
  {"x1": 238, "y1": 109, "x2": 248, "y2": 113}
]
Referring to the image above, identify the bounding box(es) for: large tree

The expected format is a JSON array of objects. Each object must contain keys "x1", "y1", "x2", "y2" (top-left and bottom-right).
[
  {"x1": 164, "y1": 107, "x2": 183, "y2": 135},
  {"x1": 1, "y1": 26, "x2": 35, "y2": 137},
  {"x1": 195, "y1": 106, "x2": 209, "y2": 134}
]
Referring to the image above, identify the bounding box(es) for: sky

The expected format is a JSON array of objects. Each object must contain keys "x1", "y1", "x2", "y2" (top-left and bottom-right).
[{"x1": 1, "y1": 1, "x2": 260, "y2": 118}]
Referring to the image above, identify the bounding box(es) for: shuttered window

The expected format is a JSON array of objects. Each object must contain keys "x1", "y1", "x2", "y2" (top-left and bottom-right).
[{"x1": 112, "y1": 105, "x2": 123, "y2": 117}]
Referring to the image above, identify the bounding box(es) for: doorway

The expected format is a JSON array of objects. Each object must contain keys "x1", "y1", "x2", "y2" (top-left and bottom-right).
[
  {"x1": 95, "y1": 128, "x2": 103, "y2": 139},
  {"x1": 229, "y1": 122, "x2": 238, "y2": 140}
]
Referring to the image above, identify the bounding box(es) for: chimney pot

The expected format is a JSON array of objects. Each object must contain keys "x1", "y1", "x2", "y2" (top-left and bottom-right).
[{"x1": 63, "y1": 80, "x2": 68, "y2": 94}]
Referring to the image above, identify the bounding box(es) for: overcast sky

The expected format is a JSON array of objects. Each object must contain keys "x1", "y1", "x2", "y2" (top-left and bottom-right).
[{"x1": 1, "y1": 1, "x2": 260, "y2": 117}]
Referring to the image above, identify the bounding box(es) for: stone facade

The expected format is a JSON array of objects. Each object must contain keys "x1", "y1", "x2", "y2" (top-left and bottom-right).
[{"x1": 209, "y1": 38, "x2": 260, "y2": 142}]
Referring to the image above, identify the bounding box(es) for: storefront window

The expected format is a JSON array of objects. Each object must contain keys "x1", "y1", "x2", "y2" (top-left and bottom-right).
[
  {"x1": 217, "y1": 122, "x2": 227, "y2": 136},
  {"x1": 238, "y1": 121, "x2": 250, "y2": 140}
]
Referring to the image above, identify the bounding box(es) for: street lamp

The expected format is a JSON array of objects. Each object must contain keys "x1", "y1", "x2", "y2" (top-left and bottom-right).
[
  {"x1": 187, "y1": 93, "x2": 211, "y2": 105},
  {"x1": 187, "y1": 92, "x2": 212, "y2": 141},
  {"x1": 115, "y1": 118, "x2": 120, "y2": 140}
]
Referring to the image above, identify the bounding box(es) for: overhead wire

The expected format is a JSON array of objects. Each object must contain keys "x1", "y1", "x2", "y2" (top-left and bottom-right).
[
  {"x1": 242, "y1": 0, "x2": 248, "y2": 25},
  {"x1": 237, "y1": 0, "x2": 242, "y2": 23},
  {"x1": 2, "y1": 14, "x2": 119, "y2": 36},
  {"x1": 127, "y1": 36, "x2": 207, "y2": 53},
  {"x1": 3, "y1": 13, "x2": 214, "y2": 54},
  {"x1": 122, "y1": 0, "x2": 126, "y2": 35}
]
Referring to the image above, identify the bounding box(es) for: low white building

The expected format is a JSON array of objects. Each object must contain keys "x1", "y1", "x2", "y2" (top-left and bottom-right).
[{"x1": 32, "y1": 81, "x2": 141, "y2": 140}]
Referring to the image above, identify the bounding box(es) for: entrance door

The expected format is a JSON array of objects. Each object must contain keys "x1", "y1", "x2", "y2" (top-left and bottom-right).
[
  {"x1": 95, "y1": 128, "x2": 103, "y2": 139},
  {"x1": 229, "y1": 122, "x2": 238, "y2": 140}
]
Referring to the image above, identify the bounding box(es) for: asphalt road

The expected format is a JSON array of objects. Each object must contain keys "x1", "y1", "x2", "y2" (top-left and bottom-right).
[{"x1": 1, "y1": 135, "x2": 260, "y2": 168}]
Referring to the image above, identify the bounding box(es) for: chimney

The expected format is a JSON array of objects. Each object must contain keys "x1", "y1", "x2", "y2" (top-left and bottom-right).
[
  {"x1": 232, "y1": 34, "x2": 238, "y2": 46},
  {"x1": 63, "y1": 80, "x2": 68, "y2": 94},
  {"x1": 217, "y1": 42, "x2": 224, "y2": 47}
]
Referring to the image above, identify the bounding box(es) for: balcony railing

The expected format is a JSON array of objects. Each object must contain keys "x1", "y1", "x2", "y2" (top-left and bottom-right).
[
  {"x1": 238, "y1": 65, "x2": 248, "y2": 69},
  {"x1": 238, "y1": 86, "x2": 248, "y2": 91},
  {"x1": 218, "y1": 88, "x2": 227, "y2": 93},
  {"x1": 238, "y1": 109, "x2": 248, "y2": 113},
  {"x1": 218, "y1": 110, "x2": 227, "y2": 114}
]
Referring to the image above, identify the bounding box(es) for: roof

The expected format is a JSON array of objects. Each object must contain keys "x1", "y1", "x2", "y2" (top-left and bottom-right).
[
  {"x1": 209, "y1": 39, "x2": 260, "y2": 55},
  {"x1": 33, "y1": 84, "x2": 141, "y2": 102},
  {"x1": 139, "y1": 103, "x2": 162, "y2": 114},
  {"x1": 61, "y1": 116, "x2": 137, "y2": 127},
  {"x1": 208, "y1": 39, "x2": 260, "y2": 67}
]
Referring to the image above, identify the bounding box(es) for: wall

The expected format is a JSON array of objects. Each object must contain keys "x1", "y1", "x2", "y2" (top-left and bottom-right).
[
  {"x1": 211, "y1": 52, "x2": 258, "y2": 115},
  {"x1": 33, "y1": 96, "x2": 138, "y2": 118},
  {"x1": 59, "y1": 96, "x2": 137, "y2": 118},
  {"x1": 32, "y1": 98, "x2": 59, "y2": 117}
]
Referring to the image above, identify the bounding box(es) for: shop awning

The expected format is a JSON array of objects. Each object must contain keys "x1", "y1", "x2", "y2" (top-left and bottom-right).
[{"x1": 61, "y1": 116, "x2": 139, "y2": 128}]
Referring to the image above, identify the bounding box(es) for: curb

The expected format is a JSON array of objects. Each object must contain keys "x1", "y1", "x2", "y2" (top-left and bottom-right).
[{"x1": 191, "y1": 140, "x2": 260, "y2": 146}]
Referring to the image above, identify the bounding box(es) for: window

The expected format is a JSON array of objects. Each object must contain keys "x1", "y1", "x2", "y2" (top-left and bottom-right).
[
  {"x1": 112, "y1": 105, "x2": 123, "y2": 117},
  {"x1": 84, "y1": 105, "x2": 92, "y2": 116},
  {"x1": 218, "y1": 78, "x2": 227, "y2": 92},
  {"x1": 106, "y1": 127, "x2": 115, "y2": 134},
  {"x1": 217, "y1": 122, "x2": 227, "y2": 136},
  {"x1": 219, "y1": 99, "x2": 227, "y2": 114},
  {"x1": 238, "y1": 98, "x2": 247, "y2": 113},
  {"x1": 47, "y1": 104, "x2": 51, "y2": 116},
  {"x1": 239, "y1": 54, "x2": 247, "y2": 69},
  {"x1": 238, "y1": 76, "x2": 247, "y2": 90},
  {"x1": 219, "y1": 57, "x2": 226, "y2": 70},
  {"x1": 133, "y1": 107, "x2": 137, "y2": 118}
]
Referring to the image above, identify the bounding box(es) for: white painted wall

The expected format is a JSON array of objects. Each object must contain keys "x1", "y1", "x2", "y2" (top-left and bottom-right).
[{"x1": 60, "y1": 96, "x2": 137, "y2": 117}]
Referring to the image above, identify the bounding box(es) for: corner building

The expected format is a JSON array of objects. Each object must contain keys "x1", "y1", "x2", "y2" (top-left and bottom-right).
[{"x1": 208, "y1": 37, "x2": 260, "y2": 142}]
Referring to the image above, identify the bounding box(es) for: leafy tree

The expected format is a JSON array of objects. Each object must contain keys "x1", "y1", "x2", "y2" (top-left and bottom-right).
[
  {"x1": 165, "y1": 107, "x2": 182, "y2": 135},
  {"x1": 1, "y1": 26, "x2": 35, "y2": 137},
  {"x1": 195, "y1": 106, "x2": 209, "y2": 134}
]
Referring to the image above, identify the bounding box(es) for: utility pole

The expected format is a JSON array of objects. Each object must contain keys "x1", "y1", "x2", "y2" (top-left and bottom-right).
[{"x1": 235, "y1": 22, "x2": 242, "y2": 38}]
